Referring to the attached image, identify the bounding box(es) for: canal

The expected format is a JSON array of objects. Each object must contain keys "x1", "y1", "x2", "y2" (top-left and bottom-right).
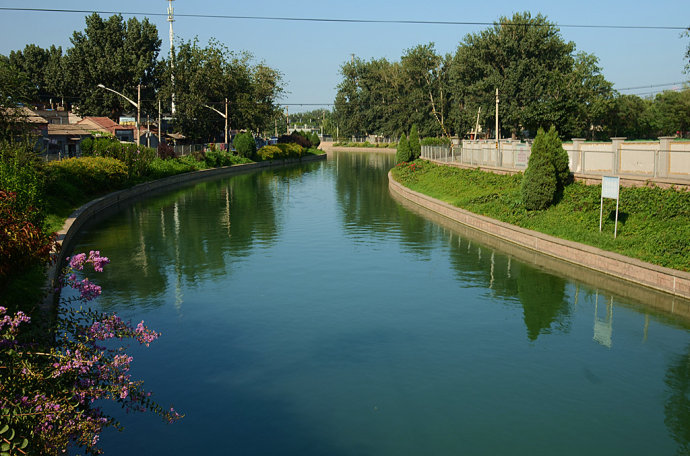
[{"x1": 69, "y1": 151, "x2": 690, "y2": 455}]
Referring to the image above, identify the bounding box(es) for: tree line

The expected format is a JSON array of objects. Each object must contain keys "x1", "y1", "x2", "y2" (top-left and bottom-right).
[
  {"x1": 0, "y1": 13, "x2": 284, "y2": 142},
  {"x1": 333, "y1": 12, "x2": 690, "y2": 141}
]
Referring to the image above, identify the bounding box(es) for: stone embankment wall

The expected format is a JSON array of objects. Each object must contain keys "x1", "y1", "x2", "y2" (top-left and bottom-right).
[{"x1": 388, "y1": 172, "x2": 690, "y2": 303}]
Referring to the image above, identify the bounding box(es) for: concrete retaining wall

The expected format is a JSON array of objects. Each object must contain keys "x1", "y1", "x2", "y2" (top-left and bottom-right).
[{"x1": 388, "y1": 172, "x2": 690, "y2": 301}]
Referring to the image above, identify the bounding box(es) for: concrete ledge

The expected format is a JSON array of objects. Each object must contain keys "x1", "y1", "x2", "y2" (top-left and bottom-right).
[
  {"x1": 42, "y1": 154, "x2": 326, "y2": 311},
  {"x1": 388, "y1": 171, "x2": 690, "y2": 301}
]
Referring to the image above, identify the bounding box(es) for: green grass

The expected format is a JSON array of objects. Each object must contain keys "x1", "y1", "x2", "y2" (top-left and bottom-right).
[{"x1": 391, "y1": 160, "x2": 690, "y2": 272}]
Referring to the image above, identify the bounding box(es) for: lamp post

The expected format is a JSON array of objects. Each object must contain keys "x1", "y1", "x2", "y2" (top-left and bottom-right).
[
  {"x1": 97, "y1": 83, "x2": 141, "y2": 146},
  {"x1": 203, "y1": 98, "x2": 228, "y2": 146}
]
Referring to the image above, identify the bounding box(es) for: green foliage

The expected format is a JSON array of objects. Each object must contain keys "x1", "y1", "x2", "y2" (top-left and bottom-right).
[
  {"x1": 79, "y1": 137, "x2": 94, "y2": 155},
  {"x1": 521, "y1": 128, "x2": 557, "y2": 210},
  {"x1": 650, "y1": 88, "x2": 690, "y2": 137},
  {"x1": 85, "y1": 137, "x2": 157, "y2": 179},
  {"x1": 256, "y1": 143, "x2": 303, "y2": 161},
  {"x1": 546, "y1": 126, "x2": 571, "y2": 191},
  {"x1": 256, "y1": 145, "x2": 281, "y2": 161},
  {"x1": 233, "y1": 132, "x2": 257, "y2": 158},
  {"x1": 396, "y1": 133, "x2": 412, "y2": 164},
  {"x1": 391, "y1": 160, "x2": 690, "y2": 271},
  {"x1": 276, "y1": 143, "x2": 303, "y2": 159},
  {"x1": 46, "y1": 157, "x2": 128, "y2": 196},
  {"x1": 421, "y1": 137, "x2": 450, "y2": 146},
  {"x1": 409, "y1": 124, "x2": 421, "y2": 159},
  {"x1": 0, "y1": 190, "x2": 56, "y2": 287},
  {"x1": 161, "y1": 38, "x2": 283, "y2": 141},
  {"x1": 310, "y1": 132, "x2": 321, "y2": 148},
  {"x1": 0, "y1": 141, "x2": 46, "y2": 223}
]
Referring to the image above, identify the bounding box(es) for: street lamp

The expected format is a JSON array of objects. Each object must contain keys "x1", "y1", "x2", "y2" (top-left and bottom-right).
[
  {"x1": 97, "y1": 83, "x2": 141, "y2": 146},
  {"x1": 203, "y1": 98, "x2": 228, "y2": 146}
]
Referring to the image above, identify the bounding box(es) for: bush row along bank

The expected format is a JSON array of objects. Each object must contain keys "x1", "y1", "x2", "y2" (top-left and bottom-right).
[{"x1": 390, "y1": 160, "x2": 690, "y2": 272}]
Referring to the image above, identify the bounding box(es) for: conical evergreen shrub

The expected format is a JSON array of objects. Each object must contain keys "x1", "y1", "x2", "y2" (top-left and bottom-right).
[
  {"x1": 409, "y1": 124, "x2": 421, "y2": 160},
  {"x1": 521, "y1": 128, "x2": 557, "y2": 210},
  {"x1": 546, "y1": 126, "x2": 570, "y2": 191},
  {"x1": 396, "y1": 133, "x2": 411, "y2": 164}
]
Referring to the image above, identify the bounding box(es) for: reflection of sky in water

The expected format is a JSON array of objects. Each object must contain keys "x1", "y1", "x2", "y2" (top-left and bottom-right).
[{"x1": 68, "y1": 152, "x2": 690, "y2": 456}]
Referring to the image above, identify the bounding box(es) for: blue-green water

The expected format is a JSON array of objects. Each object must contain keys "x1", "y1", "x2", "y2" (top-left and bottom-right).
[{"x1": 69, "y1": 152, "x2": 690, "y2": 455}]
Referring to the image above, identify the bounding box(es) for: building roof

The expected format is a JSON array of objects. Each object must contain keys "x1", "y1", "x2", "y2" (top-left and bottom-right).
[
  {"x1": 47, "y1": 123, "x2": 94, "y2": 136},
  {"x1": 77, "y1": 117, "x2": 134, "y2": 133}
]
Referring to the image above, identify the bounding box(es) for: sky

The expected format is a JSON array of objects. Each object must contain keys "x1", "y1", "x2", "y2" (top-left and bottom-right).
[{"x1": 1, "y1": 0, "x2": 689, "y2": 112}]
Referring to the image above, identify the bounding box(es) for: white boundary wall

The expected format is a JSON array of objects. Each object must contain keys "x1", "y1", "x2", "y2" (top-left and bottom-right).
[{"x1": 422, "y1": 138, "x2": 690, "y2": 182}]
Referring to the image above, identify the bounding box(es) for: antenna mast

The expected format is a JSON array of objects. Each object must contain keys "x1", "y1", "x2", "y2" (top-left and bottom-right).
[{"x1": 168, "y1": 0, "x2": 176, "y2": 115}]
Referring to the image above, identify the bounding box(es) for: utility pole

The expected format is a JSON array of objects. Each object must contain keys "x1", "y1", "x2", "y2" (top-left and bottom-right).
[
  {"x1": 321, "y1": 110, "x2": 325, "y2": 138},
  {"x1": 137, "y1": 84, "x2": 141, "y2": 147},
  {"x1": 285, "y1": 106, "x2": 289, "y2": 133},
  {"x1": 224, "y1": 98, "x2": 228, "y2": 146},
  {"x1": 168, "y1": 0, "x2": 176, "y2": 115},
  {"x1": 274, "y1": 118, "x2": 277, "y2": 137},
  {"x1": 495, "y1": 88, "x2": 499, "y2": 150},
  {"x1": 147, "y1": 115, "x2": 151, "y2": 148},
  {"x1": 158, "y1": 99, "x2": 162, "y2": 147},
  {"x1": 474, "y1": 106, "x2": 481, "y2": 140}
]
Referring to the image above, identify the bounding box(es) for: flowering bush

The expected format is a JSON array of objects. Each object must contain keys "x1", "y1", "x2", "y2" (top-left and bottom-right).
[{"x1": 0, "y1": 251, "x2": 181, "y2": 455}]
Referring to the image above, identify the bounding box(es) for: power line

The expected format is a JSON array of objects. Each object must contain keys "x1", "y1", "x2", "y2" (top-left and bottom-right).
[
  {"x1": 0, "y1": 7, "x2": 688, "y2": 31},
  {"x1": 617, "y1": 81, "x2": 689, "y2": 91}
]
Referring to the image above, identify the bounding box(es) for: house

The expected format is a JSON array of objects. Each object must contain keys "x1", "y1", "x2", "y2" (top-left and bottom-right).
[
  {"x1": 43, "y1": 123, "x2": 94, "y2": 158},
  {"x1": 77, "y1": 117, "x2": 135, "y2": 142}
]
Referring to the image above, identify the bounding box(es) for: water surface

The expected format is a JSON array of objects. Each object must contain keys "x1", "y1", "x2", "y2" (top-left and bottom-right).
[{"x1": 70, "y1": 152, "x2": 690, "y2": 455}]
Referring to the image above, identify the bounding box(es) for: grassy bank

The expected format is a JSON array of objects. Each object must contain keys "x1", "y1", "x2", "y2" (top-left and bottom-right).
[{"x1": 391, "y1": 160, "x2": 690, "y2": 272}]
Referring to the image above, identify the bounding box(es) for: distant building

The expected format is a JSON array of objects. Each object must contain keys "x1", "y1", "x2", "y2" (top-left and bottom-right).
[{"x1": 77, "y1": 117, "x2": 135, "y2": 142}]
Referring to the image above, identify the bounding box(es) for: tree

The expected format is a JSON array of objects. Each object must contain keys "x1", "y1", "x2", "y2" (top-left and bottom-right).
[
  {"x1": 159, "y1": 38, "x2": 283, "y2": 141},
  {"x1": 521, "y1": 127, "x2": 557, "y2": 210},
  {"x1": 7, "y1": 44, "x2": 65, "y2": 104},
  {"x1": 409, "y1": 124, "x2": 421, "y2": 159},
  {"x1": 63, "y1": 13, "x2": 161, "y2": 119},
  {"x1": 0, "y1": 57, "x2": 33, "y2": 140},
  {"x1": 448, "y1": 12, "x2": 612, "y2": 139},
  {"x1": 396, "y1": 133, "x2": 411, "y2": 164},
  {"x1": 605, "y1": 94, "x2": 654, "y2": 139},
  {"x1": 650, "y1": 88, "x2": 690, "y2": 137}
]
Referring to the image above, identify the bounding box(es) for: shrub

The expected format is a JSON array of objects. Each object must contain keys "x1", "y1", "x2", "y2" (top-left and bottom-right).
[
  {"x1": 0, "y1": 141, "x2": 46, "y2": 223},
  {"x1": 157, "y1": 142, "x2": 176, "y2": 160},
  {"x1": 204, "y1": 146, "x2": 222, "y2": 167},
  {"x1": 80, "y1": 137, "x2": 94, "y2": 155},
  {"x1": 0, "y1": 252, "x2": 181, "y2": 455},
  {"x1": 396, "y1": 133, "x2": 412, "y2": 164},
  {"x1": 521, "y1": 128, "x2": 557, "y2": 210},
  {"x1": 46, "y1": 157, "x2": 128, "y2": 196},
  {"x1": 147, "y1": 157, "x2": 196, "y2": 179},
  {"x1": 0, "y1": 190, "x2": 56, "y2": 286},
  {"x1": 409, "y1": 124, "x2": 421, "y2": 159},
  {"x1": 310, "y1": 132, "x2": 321, "y2": 148},
  {"x1": 276, "y1": 143, "x2": 303, "y2": 159},
  {"x1": 421, "y1": 137, "x2": 451, "y2": 146},
  {"x1": 87, "y1": 137, "x2": 157, "y2": 179},
  {"x1": 256, "y1": 145, "x2": 281, "y2": 161},
  {"x1": 546, "y1": 126, "x2": 570, "y2": 191},
  {"x1": 278, "y1": 133, "x2": 311, "y2": 149},
  {"x1": 233, "y1": 132, "x2": 257, "y2": 159}
]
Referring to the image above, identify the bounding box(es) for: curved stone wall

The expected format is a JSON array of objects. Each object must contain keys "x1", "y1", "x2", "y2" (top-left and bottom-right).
[{"x1": 388, "y1": 171, "x2": 690, "y2": 301}]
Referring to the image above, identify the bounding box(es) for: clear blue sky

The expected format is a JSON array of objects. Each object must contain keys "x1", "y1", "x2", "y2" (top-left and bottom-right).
[{"x1": 1, "y1": 0, "x2": 688, "y2": 112}]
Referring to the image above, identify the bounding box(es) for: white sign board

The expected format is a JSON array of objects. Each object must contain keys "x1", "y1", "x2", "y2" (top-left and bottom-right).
[
  {"x1": 601, "y1": 176, "x2": 620, "y2": 199},
  {"x1": 599, "y1": 176, "x2": 621, "y2": 238}
]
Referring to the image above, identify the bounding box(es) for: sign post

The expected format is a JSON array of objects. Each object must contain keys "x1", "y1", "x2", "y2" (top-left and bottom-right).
[{"x1": 600, "y1": 176, "x2": 621, "y2": 238}]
